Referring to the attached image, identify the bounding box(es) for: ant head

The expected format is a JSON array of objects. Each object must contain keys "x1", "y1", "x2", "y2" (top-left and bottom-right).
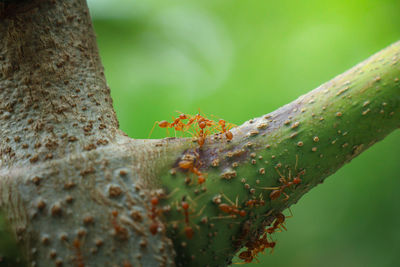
[
  {"x1": 293, "y1": 177, "x2": 301, "y2": 184},
  {"x1": 73, "y1": 238, "x2": 81, "y2": 248},
  {"x1": 239, "y1": 251, "x2": 252, "y2": 258},
  {"x1": 181, "y1": 201, "x2": 189, "y2": 210},
  {"x1": 219, "y1": 203, "x2": 231, "y2": 213},
  {"x1": 151, "y1": 196, "x2": 159, "y2": 206},
  {"x1": 197, "y1": 176, "x2": 205, "y2": 184},
  {"x1": 198, "y1": 121, "x2": 206, "y2": 129},
  {"x1": 269, "y1": 190, "x2": 281, "y2": 200},
  {"x1": 149, "y1": 222, "x2": 158, "y2": 235}
]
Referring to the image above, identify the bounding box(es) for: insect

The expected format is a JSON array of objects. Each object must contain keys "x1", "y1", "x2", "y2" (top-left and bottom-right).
[
  {"x1": 172, "y1": 196, "x2": 206, "y2": 240},
  {"x1": 237, "y1": 233, "x2": 276, "y2": 264},
  {"x1": 151, "y1": 111, "x2": 235, "y2": 148},
  {"x1": 218, "y1": 203, "x2": 246, "y2": 217},
  {"x1": 111, "y1": 210, "x2": 129, "y2": 240},
  {"x1": 250, "y1": 233, "x2": 276, "y2": 254},
  {"x1": 148, "y1": 196, "x2": 162, "y2": 235},
  {"x1": 217, "y1": 119, "x2": 233, "y2": 140},
  {"x1": 269, "y1": 170, "x2": 302, "y2": 201},
  {"x1": 73, "y1": 238, "x2": 85, "y2": 267},
  {"x1": 266, "y1": 212, "x2": 287, "y2": 234},
  {"x1": 181, "y1": 201, "x2": 194, "y2": 239},
  {"x1": 266, "y1": 208, "x2": 293, "y2": 235},
  {"x1": 183, "y1": 112, "x2": 215, "y2": 147},
  {"x1": 260, "y1": 156, "x2": 303, "y2": 201},
  {"x1": 178, "y1": 151, "x2": 206, "y2": 184},
  {"x1": 245, "y1": 198, "x2": 266, "y2": 208},
  {"x1": 218, "y1": 194, "x2": 246, "y2": 217},
  {"x1": 238, "y1": 250, "x2": 258, "y2": 264},
  {"x1": 149, "y1": 113, "x2": 189, "y2": 138}
]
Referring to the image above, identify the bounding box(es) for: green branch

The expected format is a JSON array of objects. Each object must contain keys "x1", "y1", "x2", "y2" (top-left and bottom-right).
[{"x1": 157, "y1": 41, "x2": 400, "y2": 267}]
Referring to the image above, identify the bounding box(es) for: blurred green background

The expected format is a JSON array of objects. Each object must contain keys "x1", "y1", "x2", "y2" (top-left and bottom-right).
[{"x1": 88, "y1": 0, "x2": 400, "y2": 266}]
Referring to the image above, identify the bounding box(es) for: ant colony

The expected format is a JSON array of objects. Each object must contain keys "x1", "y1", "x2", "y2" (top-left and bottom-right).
[
  {"x1": 150, "y1": 111, "x2": 235, "y2": 148},
  {"x1": 152, "y1": 111, "x2": 236, "y2": 185}
]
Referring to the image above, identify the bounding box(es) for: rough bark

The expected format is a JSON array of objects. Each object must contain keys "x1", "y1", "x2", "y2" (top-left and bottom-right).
[
  {"x1": 0, "y1": 1, "x2": 399, "y2": 267},
  {"x1": 0, "y1": 1, "x2": 177, "y2": 266}
]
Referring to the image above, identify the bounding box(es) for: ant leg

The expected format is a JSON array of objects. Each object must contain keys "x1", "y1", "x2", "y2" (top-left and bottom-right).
[
  {"x1": 286, "y1": 207, "x2": 293, "y2": 219},
  {"x1": 196, "y1": 205, "x2": 206, "y2": 217},
  {"x1": 282, "y1": 192, "x2": 290, "y2": 201},
  {"x1": 209, "y1": 215, "x2": 237, "y2": 220},
  {"x1": 278, "y1": 223, "x2": 287, "y2": 231},
  {"x1": 233, "y1": 263, "x2": 246, "y2": 265},
  {"x1": 269, "y1": 246, "x2": 275, "y2": 254},
  {"x1": 274, "y1": 167, "x2": 285, "y2": 179},
  {"x1": 166, "y1": 188, "x2": 180, "y2": 199},
  {"x1": 148, "y1": 121, "x2": 159, "y2": 138},
  {"x1": 259, "y1": 186, "x2": 280, "y2": 190},
  {"x1": 221, "y1": 193, "x2": 236, "y2": 206}
]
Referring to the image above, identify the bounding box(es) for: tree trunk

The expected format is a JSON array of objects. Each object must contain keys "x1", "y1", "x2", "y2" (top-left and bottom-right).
[
  {"x1": 0, "y1": 1, "x2": 177, "y2": 266},
  {"x1": 0, "y1": 1, "x2": 399, "y2": 267}
]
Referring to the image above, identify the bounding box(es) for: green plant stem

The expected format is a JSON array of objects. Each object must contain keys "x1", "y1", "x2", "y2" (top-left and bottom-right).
[{"x1": 158, "y1": 41, "x2": 400, "y2": 267}]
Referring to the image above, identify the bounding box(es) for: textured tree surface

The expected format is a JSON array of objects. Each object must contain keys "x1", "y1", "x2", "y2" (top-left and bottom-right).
[{"x1": 0, "y1": 1, "x2": 399, "y2": 267}]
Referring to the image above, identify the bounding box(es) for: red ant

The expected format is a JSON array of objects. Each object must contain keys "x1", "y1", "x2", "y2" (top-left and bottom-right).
[
  {"x1": 178, "y1": 151, "x2": 206, "y2": 184},
  {"x1": 268, "y1": 171, "x2": 302, "y2": 201},
  {"x1": 149, "y1": 113, "x2": 188, "y2": 137},
  {"x1": 152, "y1": 111, "x2": 235, "y2": 148},
  {"x1": 111, "y1": 210, "x2": 129, "y2": 240},
  {"x1": 250, "y1": 233, "x2": 276, "y2": 254},
  {"x1": 237, "y1": 250, "x2": 258, "y2": 264},
  {"x1": 266, "y1": 212, "x2": 287, "y2": 234},
  {"x1": 184, "y1": 112, "x2": 215, "y2": 147},
  {"x1": 218, "y1": 194, "x2": 246, "y2": 217},
  {"x1": 174, "y1": 196, "x2": 206, "y2": 240},
  {"x1": 237, "y1": 233, "x2": 276, "y2": 264},
  {"x1": 181, "y1": 200, "x2": 194, "y2": 239},
  {"x1": 218, "y1": 203, "x2": 246, "y2": 218},
  {"x1": 260, "y1": 157, "x2": 303, "y2": 201},
  {"x1": 195, "y1": 122, "x2": 209, "y2": 148},
  {"x1": 148, "y1": 196, "x2": 161, "y2": 235},
  {"x1": 73, "y1": 238, "x2": 85, "y2": 267},
  {"x1": 217, "y1": 119, "x2": 233, "y2": 140},
  {"x1": 245, "y1": 199, "x2": 266, "y2": 208}
]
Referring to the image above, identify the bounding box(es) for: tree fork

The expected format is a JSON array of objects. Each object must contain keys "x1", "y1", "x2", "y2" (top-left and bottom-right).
[{"x1": 0, "y1": 1, "x2": 399, "y2": 267}]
